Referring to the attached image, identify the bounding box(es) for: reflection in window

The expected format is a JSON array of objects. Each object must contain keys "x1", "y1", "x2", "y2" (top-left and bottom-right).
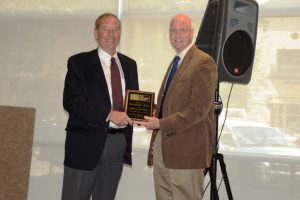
[{"x1": 231, "y1": 126, "x2": 293, "y2": 147}]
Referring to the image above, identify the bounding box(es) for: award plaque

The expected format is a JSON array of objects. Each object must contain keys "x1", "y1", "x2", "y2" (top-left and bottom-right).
[{"x1": 125, "y1": 90, "x2": 155, "y2": 121}]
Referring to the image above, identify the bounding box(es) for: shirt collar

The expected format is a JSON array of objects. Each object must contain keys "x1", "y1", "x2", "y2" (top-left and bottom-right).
[
  {"x1": 98, "y1": 47, "x2": 118, "y2": 64},
  {"x1": 177, "y1": 43, "x2": 193, "y2": 60}
]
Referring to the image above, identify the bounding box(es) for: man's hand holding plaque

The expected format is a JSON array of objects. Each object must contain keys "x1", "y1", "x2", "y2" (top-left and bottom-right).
[{"x1": 124, "y1": 90, "x2": 155, "y2": 121}]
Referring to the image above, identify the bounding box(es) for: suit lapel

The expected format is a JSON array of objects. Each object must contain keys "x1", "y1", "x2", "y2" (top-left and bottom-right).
[
  {"x1": 162, "y1": 46, "x2": 196, "y2": 94},
  {"x1": 90, "y1": 49, "x2": 111, "y2": 105},
  {"x1": 175, "y1": 46, "x2": 196, "y2": 80},
  {"x1": 118, "y1": 53, "x2": 130, "y2": 90},
  {"x1": 157, "y1": 46, "x2": 196, "y2": 115}
]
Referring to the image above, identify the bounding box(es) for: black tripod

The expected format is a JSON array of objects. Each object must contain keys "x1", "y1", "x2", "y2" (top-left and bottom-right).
[{"x1": 204, "y1": 85, "x2": 233, "y2": 200}]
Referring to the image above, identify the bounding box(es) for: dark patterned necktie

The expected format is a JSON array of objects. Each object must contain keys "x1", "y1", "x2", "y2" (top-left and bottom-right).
[
  {"x1": 110, "y1": 57, "x2": 123, "y2": 111},
  {"x1": 159, "y1": 56, "x2": 181, "y2": 118}
]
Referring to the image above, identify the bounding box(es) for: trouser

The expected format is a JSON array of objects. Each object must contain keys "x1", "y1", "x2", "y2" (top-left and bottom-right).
[
  {"x1": 61, "y1": 133, "x2": 126, "y2": 200},
  {"x1": 153, "y1": 130, "x2": 204, "y2": 200}
]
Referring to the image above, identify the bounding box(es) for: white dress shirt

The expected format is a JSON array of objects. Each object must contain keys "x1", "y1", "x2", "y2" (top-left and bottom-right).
[{"x1": 97, "y1": 47, "x2": 125, "y2": 128}]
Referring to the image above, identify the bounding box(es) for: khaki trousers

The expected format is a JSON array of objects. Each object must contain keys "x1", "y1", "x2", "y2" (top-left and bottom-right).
[{"x1": 153, "y1": 131, "x2": 204, "y2": 200}]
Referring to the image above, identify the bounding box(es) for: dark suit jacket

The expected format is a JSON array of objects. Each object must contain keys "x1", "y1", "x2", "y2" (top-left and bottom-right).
[
  {"x1": 148, "y1": 45, "x2": 217, "y2": 169},
  {"x1": 63, "y1": 49, "x2": 139, "y2": 170}
]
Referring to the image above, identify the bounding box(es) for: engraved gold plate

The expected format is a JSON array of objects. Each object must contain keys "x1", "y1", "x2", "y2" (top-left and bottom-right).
[{"x1": 124, "y1": 90, "x2": 155, "y2": 121}]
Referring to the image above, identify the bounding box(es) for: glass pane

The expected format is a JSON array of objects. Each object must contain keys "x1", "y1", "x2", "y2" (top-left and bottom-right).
[
  {"x1": 0, "y1": 0, "x2": 116, "y2": 12},
  {"x1": 120, "y1": 13, "x2": 206, "y2": 95},
  {"x1": 1, "y1": 0, "x2": 300, "y2": 200},
  {"x1": 123, "y1": 0, "x2": 207, "y2": 12}
]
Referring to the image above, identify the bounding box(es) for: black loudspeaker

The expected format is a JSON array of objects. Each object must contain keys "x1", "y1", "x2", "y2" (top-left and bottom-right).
[{"x1": 196, "y1": 0, "x2": 259, "y2": 84}]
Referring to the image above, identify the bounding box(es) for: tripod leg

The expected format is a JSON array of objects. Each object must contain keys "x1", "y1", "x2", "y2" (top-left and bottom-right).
[
  {"x1": 208, "y1": 166, "x2": 219, "y2": 200},
  {"x1": 217, "y1": 153, "x2": 234, "y2": 200}
]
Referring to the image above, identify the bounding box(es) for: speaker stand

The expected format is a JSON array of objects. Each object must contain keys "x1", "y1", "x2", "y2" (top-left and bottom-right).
[
  {"x1": 204, "y1": 84, "x2": 233, "y2": 200},
  {"x1": 205, "y1": 153, "x2": 233, "y2": 200}
]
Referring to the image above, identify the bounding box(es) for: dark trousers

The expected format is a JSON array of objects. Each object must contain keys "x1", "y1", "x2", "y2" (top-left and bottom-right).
[{"x1": 61, "y1": 133, "x2": 126, "y2": 200}]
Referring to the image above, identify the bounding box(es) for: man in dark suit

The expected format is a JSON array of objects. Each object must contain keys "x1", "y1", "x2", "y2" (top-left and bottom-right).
[
  {"x1": 135, "y1": 14, "x2": 217, "y2": 200},
  {"x1": 61, "y1": 13, "x2": 139, "y2": 200}
]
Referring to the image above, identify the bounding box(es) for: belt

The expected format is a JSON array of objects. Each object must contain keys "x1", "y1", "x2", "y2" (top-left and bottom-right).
[{"x1": 106, "y1": 128, "x2": 125, "y2": 134}]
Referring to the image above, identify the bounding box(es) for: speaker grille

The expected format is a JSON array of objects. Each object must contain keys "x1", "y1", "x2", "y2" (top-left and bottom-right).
[{"x1": 222, "y1": 30, "x2": 253, "y2": 77}]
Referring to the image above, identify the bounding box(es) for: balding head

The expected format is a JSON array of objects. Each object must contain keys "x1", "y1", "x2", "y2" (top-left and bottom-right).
[{"x1": 169, "y1": 14, "x2": 194, "y2": 54}]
